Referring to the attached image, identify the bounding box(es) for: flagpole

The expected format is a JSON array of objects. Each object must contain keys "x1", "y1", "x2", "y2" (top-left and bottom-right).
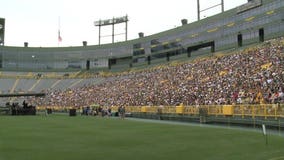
[
  {"x1": 58, "y1": 16, "x2": 61, "y2": 47},
  {"x1": 262, "y1": 124, "x2": 268, "y2": 146}
]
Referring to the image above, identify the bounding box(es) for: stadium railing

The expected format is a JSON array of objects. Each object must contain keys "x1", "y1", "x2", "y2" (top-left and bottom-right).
[{"x1": 36, "y1": 104, "x2": 284, "y2": 119}]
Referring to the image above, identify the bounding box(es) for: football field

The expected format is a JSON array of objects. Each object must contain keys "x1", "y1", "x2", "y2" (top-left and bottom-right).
[{"x1": 0, "y1": 115, "x2": 283, "y2": 160}]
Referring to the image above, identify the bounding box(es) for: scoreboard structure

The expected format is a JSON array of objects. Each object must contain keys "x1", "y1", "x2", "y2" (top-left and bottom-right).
[{"x1": 0, "y1": 18, "x2": 4, "y2": 45}]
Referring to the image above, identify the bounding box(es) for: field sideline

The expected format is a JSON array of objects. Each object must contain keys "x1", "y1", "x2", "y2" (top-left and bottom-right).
[{"x1": 0, "y1": 115, "x2": 284, "y2": 160}]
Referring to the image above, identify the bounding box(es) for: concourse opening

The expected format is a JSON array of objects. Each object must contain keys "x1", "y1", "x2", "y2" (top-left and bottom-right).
[
  {"x1": 187, "y1": 41, "x2": 215, "y2": 57},
  {"x1": 259, "y1": 28, "x2": 264, "y2": 42},
  {"x1": 238, "y1": 34, "x2": 243, "y2": 47}
]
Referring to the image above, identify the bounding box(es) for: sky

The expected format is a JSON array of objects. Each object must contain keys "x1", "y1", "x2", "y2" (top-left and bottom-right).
[{"x1": 1, "y1": 0, "x2": 247, "y2": 47}]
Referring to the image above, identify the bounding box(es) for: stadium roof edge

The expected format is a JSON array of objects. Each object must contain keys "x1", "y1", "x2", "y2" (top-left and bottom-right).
[{"x1": 0, "y1": 0, "x2": 274, "y2": 51}]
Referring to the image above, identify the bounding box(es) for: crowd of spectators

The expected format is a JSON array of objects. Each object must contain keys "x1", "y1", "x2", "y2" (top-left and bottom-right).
[{"x1": 30, "y1": 38, "x2": 284, "y2": 108}]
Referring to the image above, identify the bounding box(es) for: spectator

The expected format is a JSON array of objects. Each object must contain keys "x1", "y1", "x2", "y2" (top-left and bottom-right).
[{"x1": 31, "y1": 37, "x2": 284, "y2": 108}]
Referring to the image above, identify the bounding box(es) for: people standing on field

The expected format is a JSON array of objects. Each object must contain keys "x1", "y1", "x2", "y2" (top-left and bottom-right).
[{"x1": 118, "y1": 105, "x2": 126, "y2": 119}]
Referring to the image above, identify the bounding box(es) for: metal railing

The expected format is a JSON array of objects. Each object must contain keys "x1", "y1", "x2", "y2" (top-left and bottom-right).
[{"x1": 36, "y1": 104, "x2": 284, "y2": 119}]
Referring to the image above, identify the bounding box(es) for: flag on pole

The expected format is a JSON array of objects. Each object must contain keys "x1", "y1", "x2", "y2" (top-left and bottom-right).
[
  {"x1": 262, "y1": 124, "x2": 266, "y2": 135},
  {"x1": 58, "y1": 30, "x2": 62, "y2": 42},
  {"x1": 262, "y1": 124, "x2": 268, "y2": 146}
]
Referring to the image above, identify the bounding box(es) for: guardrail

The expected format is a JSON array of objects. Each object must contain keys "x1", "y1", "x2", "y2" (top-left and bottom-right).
[{"x1": 36, "y1": 104, "x2": 284, "y2": 119}]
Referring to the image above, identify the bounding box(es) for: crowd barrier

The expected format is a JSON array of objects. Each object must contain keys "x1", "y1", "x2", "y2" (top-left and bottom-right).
[{"x1": 36, "y1": 104, "x2": 284, "y2": 119}]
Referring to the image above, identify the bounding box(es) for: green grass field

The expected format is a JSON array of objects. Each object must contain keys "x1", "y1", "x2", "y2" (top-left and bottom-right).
[{"x1": 0, "y1": 115, "x2": 283, "y2": 160}]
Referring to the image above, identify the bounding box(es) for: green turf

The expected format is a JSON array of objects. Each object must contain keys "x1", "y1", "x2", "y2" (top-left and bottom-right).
[{"x1": 0, "y1": 115, "x2": 283, "y2": 160}]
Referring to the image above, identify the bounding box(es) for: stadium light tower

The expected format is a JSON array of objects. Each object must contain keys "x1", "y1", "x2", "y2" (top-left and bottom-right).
[
  {"x1": 197, "y1": 0, "x2": 224, "y2": 20},
  {"x1": 94, "y1": 15, "x2": 128, "y2": 45}
]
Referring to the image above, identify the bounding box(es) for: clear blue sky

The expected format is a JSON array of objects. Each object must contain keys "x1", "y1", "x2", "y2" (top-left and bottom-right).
[{"x1": 1, "y1": 0, "x2": 247, "y2": 47}]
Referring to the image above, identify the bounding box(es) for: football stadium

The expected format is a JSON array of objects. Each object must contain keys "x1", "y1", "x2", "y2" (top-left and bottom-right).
[{"x1": 0, "y1": 0, "x2": 284, "y2": 159}]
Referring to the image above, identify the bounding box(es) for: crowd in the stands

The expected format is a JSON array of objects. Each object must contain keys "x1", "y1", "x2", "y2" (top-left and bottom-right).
[{"x1": 31, "y1": 38, "x2": 284, "y2": 107}]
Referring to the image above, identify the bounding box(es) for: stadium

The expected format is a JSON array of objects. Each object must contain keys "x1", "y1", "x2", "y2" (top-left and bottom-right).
[{"x1": 0, "y1": 0, "x2": 284, "y2": 159}]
